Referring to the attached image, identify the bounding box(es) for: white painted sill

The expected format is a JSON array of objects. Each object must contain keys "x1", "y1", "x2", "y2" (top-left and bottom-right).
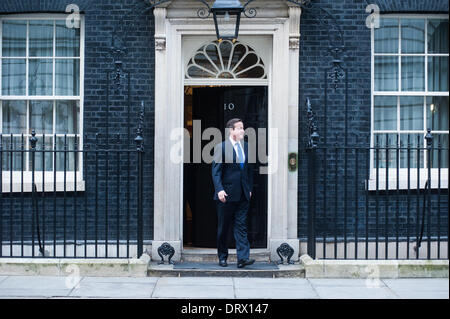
[{"x1": 1, "y1": 172, "x2": 85, "y2": 193}]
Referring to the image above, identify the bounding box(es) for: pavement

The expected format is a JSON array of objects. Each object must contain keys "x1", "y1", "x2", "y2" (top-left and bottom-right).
[{"x1": 0, "y1": 275, "x2": 447, "y2": 299}]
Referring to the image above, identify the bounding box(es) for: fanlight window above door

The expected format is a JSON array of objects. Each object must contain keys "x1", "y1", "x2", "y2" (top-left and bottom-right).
[{"x1": 186, "y1": 40, "x2": 267, "y2": 79}]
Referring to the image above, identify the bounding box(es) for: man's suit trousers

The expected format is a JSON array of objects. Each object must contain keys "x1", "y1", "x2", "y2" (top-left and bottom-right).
[{"x1": 216, "y1": 190, "x2": 250, "y2": 262}]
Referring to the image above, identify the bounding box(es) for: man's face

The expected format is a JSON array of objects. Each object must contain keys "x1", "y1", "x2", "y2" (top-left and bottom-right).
[{"x1": 231, "y1": 122, "x2": 245, "y2": 141}]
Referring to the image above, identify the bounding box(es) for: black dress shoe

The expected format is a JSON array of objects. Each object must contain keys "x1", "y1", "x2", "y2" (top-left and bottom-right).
[
  {"x1": 219, "y1": 260, "x2": 228, "y2": 267},
  {"x1": 237, "y1": 259, "x2": 255, "y2": 268}
]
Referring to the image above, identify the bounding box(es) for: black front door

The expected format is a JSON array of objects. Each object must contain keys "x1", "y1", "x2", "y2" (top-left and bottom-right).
[{"x1": 183, "y1": 86, "x2": 268, "y2": 248}]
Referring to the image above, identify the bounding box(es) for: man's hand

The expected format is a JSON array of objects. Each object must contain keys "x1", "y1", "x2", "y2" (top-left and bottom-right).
[{"x1": 218, "y1": 190, "x2": 228, "y2": 203}]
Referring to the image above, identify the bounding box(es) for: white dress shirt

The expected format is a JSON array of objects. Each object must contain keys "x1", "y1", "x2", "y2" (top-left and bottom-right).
[{"x1": 229, "y1": 136, "x2": 245, "y2": 163}]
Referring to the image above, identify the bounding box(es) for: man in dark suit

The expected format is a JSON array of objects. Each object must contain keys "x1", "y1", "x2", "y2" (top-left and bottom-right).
[{"x1": 212, "y1": 118, "x2": 255, "y2": 268}]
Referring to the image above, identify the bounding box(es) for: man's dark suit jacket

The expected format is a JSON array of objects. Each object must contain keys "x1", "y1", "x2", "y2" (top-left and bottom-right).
[{"x1": 212, "y1": 139, "x2": 254, "y2": 202}]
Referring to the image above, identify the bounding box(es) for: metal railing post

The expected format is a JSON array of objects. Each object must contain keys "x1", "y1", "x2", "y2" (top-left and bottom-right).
[
  {"x1": 135, "y1": 102, "x2": 145, "y2": 258},
  {"x1": 306, "y1": 98, "x2": 319, "y2": 259}
]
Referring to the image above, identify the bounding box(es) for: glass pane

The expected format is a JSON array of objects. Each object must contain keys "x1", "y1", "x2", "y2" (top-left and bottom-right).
[
  {"x1": 55, "y1": 59, "x2": 80, "y2": 95},
  {"x1": 55, "y1": 100, "x2": 79, "y2": 134},
  {"x1": 29, "y1": 136, "x2": 53, "y2": 172},
  {"x1": 29, "y1": 20, "x2": 53, "y2": 57},
  {"x1": 374, "y1": 18, "x2": 399, "y2": 53},
  {"x1": 401, "y1": 56, "x2": 424, "y2": 91},
  {"x1": 375, "y1": 56, "x2": 398, "y2": 91},
  {"x1": 204, "y1": 43, "x2": 221, "y2": 70},
  {"x1": 229, "y1": 43, "x2": 247, "y2": 70},
  {"x1": 215, "y1": 13, "x2": 237, "y2": 40},
  {"x1": 2, "y1": 100, "x2": 26, "y2": 133},
  {"x1": 428, "y1": 56, "x2": 448, "y2": 92},
  {"x1": 431, "y1": 134, "x2": 449, "y2": 168},
  {"x1": 401, "y1": 19, "x2": 425, "y2": 53},
  {"x1": 237, "y1": 66, "x2": 265, "y2": 78},
  {"x1": 2, "y1": 59, "x2": 26, "y2": 95},
  {"x1": 193, "y1": 53, "x2": 217, "y2": 74},
  {"x1": 218, "y1": 40, "x2": 232, "y2": 68},
  {"x1": 29, "y1": 100, "x2": 53, "y2": 134},
  {"x1": 1, "y1": 136, "x2": 24, "y2": 171},
  {"x1": 428, "y1": 19, "x2": 449, "y2": 53},
  {"x1": 55, "y1": 136, "x2": 79, "y2": 171},
  {"x1": 374, "y1": 96, "x2": 397, "y2": 130},
  {"x1": 56, "y1": 20, "x2": 80, "y2": 57},
  {"x1": 234, "y1": 53, "x2": 258, "y2": 74},
  {"x1": 427, "y1": 96, "x2": 449, "y2": 131},
  {"x1": 187, "y1": 64, "x2": 215, "y2": 78},
  {"x1": 373, "y1": 133, "x2": 397, "y2": 169},
  {"x1": 29, "y1": 59, "x2": 53, "y2": 95},
  {"x1": 400, "y1": 96, "x2": 423, "y2": 130},
  {"x1": 399, "y1": 134, "x2": 424, "y2": 168},
  {"x1": 2, "y1": 20, "x2": 26, "y2": 57}
]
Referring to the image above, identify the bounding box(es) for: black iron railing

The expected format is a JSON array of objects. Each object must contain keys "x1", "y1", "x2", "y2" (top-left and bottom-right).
[
  {"x1": 0, "y1": 128, "x2": 146, "y2": 259},
  {"x1": 304, "y1": 103, "x2": 449, "y2": 259}
]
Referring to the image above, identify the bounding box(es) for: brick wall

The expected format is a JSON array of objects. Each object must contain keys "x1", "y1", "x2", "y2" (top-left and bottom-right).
[
  {"x1": 0, "y1": 0, "x2": 448, "y2": 251},
  {"x1": 0, "y1": 0, "x2": 155, "y2": 245},
  {"x1": 297, "y1": 0, "x2": 449, "y2": 241}
]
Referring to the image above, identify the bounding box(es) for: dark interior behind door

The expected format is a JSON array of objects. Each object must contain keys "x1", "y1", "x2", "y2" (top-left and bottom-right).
[{"x1": 183, "y1": 86, "x2": 268, "y2": 248}]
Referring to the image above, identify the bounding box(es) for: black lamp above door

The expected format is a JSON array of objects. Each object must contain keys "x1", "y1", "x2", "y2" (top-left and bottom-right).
[{"x1": 211, "y1": 0, "x2": 244, "y2": 41}]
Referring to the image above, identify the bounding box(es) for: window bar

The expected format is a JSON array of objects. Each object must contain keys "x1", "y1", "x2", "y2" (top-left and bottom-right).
[
  {"x1": 63, "y1": 134, "x2": 67, "y2": 257},
  {"x1": 437, "y1": 135, "x2": 441, "y2": 259},
  {"x1": 105, "y1": 71, "x2": 110, "y2": 259},
  {"x1": 95, "y1": 133, "x2": 99, "y2": 258},
  {"x1": 105, "y1": 144, "x2": 109, "y2": 258},
  {"x1": 127, "y1": 144, "x2": 131, "y2": 258},
  {"x1": 127, "y1": 72, "x2": 131, "y2": 258},
  {"x1": 365, "y1": 140, "x2": 370, "y2": 260},
  {"x1": 355, "y1": 135, "x2": 359, "y2": 259},
  {"x1": 29, "y1": 131, "x2": 36, "y2": 257},
  {"x1": 345, "y1": 71, "x2": 349, "y2": 259},
  {"x1": 74, "y1": 135, "x2": 78, "y2": 257},
  {"x1": 323, "y1": 147, "x2": 327, "y2": 259},
  {"x1": 116, "y1": 133, "x2": 120, "y2": 258},
  {"x1": 42, "y1": 135, "x2": 46, "y2": 255},
  {"x1": 323, "y1": 69, "x2": 328, "y2": 260},
  {"x1": 10, "y1": 133, "x2": 13, "y2": 256},
  {"x1": 376, "y1": 135, "x2": 380, "y2": 259},
  {"x1": 84, "y1": 135, "x2": 88, "y2": 258},
  {"x1": 396, "y1": 134, "x2": 400, "y2": 259},
  {"x1": 334, "y1": 135, "x2": 338, "y2": 259},
  {"x1": 407, "y1": 134, "x2": 411, "y2": 259},
  {"x1": 416, "y1": 135, "x2": 420, "y2": 259},
  {"x1": 344, "y1": 143, "x2": 348, "y2": 259},
  {"x1": 0, "y1": 134, "x2": 2, "y2": 257},
  {"x1": 127, "y1": 139, "x2": 131, "y2": 259},
  {"x1": 426, "y1": 131, "x2": 432, "y2": 260},
  {"x1": 21, "y1": 134, "x2": 25, "y2": 257},
  {"x1": 385, "y1": 133, "x2": 389, "y2": 259}
]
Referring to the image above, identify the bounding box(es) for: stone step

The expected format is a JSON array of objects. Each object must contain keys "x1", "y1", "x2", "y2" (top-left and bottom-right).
[
  {"x1": 147, "y1": 262, "x2": 305, "y2": 278},
  {"x1": 180, "y1": 248, "x2": 270, "y2": 263}
]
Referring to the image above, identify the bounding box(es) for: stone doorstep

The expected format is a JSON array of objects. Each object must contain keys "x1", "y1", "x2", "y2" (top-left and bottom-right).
[
  {"x1": 300, "y1": 254, "x2": 449, "y2": 279},
  {"x1": 180, "y1": 248, "x2": 270, "y2": 263},
  {"x1": 0, "y1": 258, "x2": 148, "y2": 277},
  {"x1": 147, "y1": 262, "x2": 306, "y2": 278}
]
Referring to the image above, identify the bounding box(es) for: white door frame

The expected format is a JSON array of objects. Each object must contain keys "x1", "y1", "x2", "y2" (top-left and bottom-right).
[{"x1": 151, "y1": 2, "x2": 301, "y2": 262}]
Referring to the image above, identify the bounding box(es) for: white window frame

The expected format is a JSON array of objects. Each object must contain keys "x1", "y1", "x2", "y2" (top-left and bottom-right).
[
  {"x1": 369, "y1": 13, "x2": 449, "y2": 190},
  {"x1": 0, "y1": 13, "x2": 85, "y2": 192}
]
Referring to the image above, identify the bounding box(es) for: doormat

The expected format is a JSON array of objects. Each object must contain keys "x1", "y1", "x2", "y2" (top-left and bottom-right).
[{"x1": 173, "y1": 262, "x2": 279, "y2": 270}]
